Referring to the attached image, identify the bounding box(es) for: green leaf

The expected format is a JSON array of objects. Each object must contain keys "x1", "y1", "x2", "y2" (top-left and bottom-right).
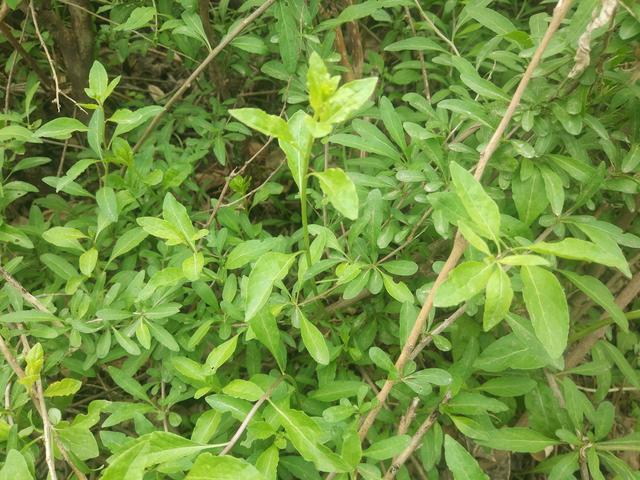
[
  {"x1": 206, "y1": 335, "x2": 239, "y2": 372},
  {"x1": 384, "y1": 36, "x2": 446, "y2": 52},
  {"x1": 114, "y1": 6, "x2": 156, "y2": 31},
  {"x1": 451, "y1": 57, "x2": 509, "y2": 102},
  {"x1": 107, "y1": 366, "x2": 151, "y2": 403},
  {"x1": 369, "y1": 346, "x2": 396, "y2": 374},
  {"x1": 42, "y1": 226, "x2": 86, "y2": 251},
  {"x1": 0, "y1": 311, "x2": 58, "y2": 323},
  {"x1": 57, "y1": 425, "x2": 99, "y2": 460},
  {"x1": 381, "y1": 272, "x2": 414, "y2": 303},
  {"x1": 300, "y1": 311, "x2": 330, "y2": 365},
  {"x1": 598, "y1": 341, "x2": 640, "y2": 389},
  {"x1": 222, "y1": 379, "x2": 264, "y2": 402},
  {"x1": 548, "y1": 452, "x2": 579, "y2": 480},
  {"x1": 363, "y1": 435, "x2": 411, "y2": 461},
  {"x1": 188, "y1": 453, "x2": 264, "y2": 480},
  {"x1": 596, "y1": 432, "x2": 640, "y2": 452},
  {"x1": 96, "y1": 187, "x2": 118, "y2": 223},
  {"x1": 307, "y1": 51, "x2": 340, "y2": 113},
  {"x1": 512, "y1": 168, "x2": 548, "y2": 226},
  {"x1": 44, "y1": 378, "x2": 82, "y2": 397},
  {"x1": 312, "y1": 168, "x2": 359, "y2": 220},
  {"x1": 529, "y1": 239, "x2": 630, "y2": 277},
  {"x1": 476, "y1": 376, "x2": 536, "y2": 397},
  {"x1": 250, "y1": 310, "x2": 287, "y2": 371},
  {"x1": 483, "y1": 266, "x2": 513, "y2": 331},
  {"x1": 88, "y1": 107, "x2": 104, "y2": 158},
  {"x1": 101, "y1": 441, "x2": 149, "y2": 480},
  {"x1": 406, "y1": 368, "x2": 453, "y2": 387},
  {"x1": 229, "y1": 108, "x2": 291, "y2": 142},
  {"x1": 109, "y1": 106, "x2": 162, "y2": 138},
  {"x1": 0, "y1": 449, "x2": 33, "y2": 480},
  {"x1": 435, "y1": 261, "x2": 494, "y2": 307},
  {"x1": 147, "y1": 322, "x2": 180, "y2": 352},
  {"x1": 439, "y1": 99, "x2": 493, "y2": 128},
  {"x1": 109, "y1": 227, "x2": 148, "y2": 262},
  {"x1": 458, "y1": 220, "x2": 491, "y2": 255},
  {"x1": 163, "y1": 193, "x2": 197, "y2": 248},
  {"x1": 521, "y1": 266, "x2": 569, "y2": 359},
  {"x1": 477, "y1": 427, "x2": 559, "y2": 453},
  {"x1": 79, "y1": 247, "x2": 98, "y2": 276},
  {"x1": 20, "y1": 343, "x2": 43, "y2": 388},
  {"x1": 269, "y1": 403, "x2": 351, "y2": 473},
  {"x1": 40, "y1": 253, "x2": 79, "y2": 280},
  {"x1": 498, "y1": 255, "x2": 550, "y2": 266},
  {"x1": 466, "y1": 5, "x2": 516, "y2": 35},
  {"x1": 137, "y1": 217, "x2": 183, "y2": 244},
  {"x1": 182, "y1": 251, "x2": 204, "y2": 281},
  {"x1": 86, "y1": 61, "x2": 108, "y2": 100},
  {"x1": 540, "y1": 166, "x2": 565, "y2": 216},
  {"x1": 276, "y1": 2, "x2": 299, "y2": 73},
  {"x1": 560, "y1": 271, "x2": 628, "y2": 331},
  {"x1": 279, "y1": 110, "x2": 313, "y2": 191},
  {"x1": 180, "y1": 12, "x2": 212, "y2": 50},
  {"x1": 379, "y1": 96, "x2": 407, "y2": 151},
  {"x1": 444, "y1": 434, "x2": 489, "y2": 480},
  {"x1": 450, "y1": 162, "x2": 500, "y2": 242},
  {"x1": 256, "y1": 444, "x2": 279, "y2": 480},
  {"x1": 245, "y1": 252, "x2": 296, "y2": 321},
  {"x1": 380, "y1": 260, "x2": 418, "y2": 276},
  {"x1": 34, "y1": 118, "x2": 87, "y2": 140},
  {"x1": 230, "y1": 34, "x2": 267, "y2": 54},
  {"x1": 309, "y1": 381, "x2": 366, "y2": 402},
  {"x1": 321, "y1": 77, "x2": 378, "y2": 125}
]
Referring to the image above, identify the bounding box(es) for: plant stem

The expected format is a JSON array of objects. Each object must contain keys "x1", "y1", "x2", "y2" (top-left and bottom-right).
[{"x1": 300, "y1": 180, "x2": 313, "y2": 270}]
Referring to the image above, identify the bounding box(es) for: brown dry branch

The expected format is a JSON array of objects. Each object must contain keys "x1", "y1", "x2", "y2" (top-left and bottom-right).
[
  {"x1": 133, "y1": 0, "x2": 278, "y2": 153},
  {"x1": 357, "y1": 0, "x2": 576, "y2": 448}
]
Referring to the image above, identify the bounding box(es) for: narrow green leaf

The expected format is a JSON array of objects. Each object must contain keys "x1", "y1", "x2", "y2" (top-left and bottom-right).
[
  {"x1": 300, "y1": 312, "x2": 330, "y2": 366},
  {"x1": 450, "y1": 162, "x2": 500, "y2": 242},
  {"x1": 444, "y1": 434, "x2": 489, "y2": 480},
  {"x1": 312, "y1": 168, "x2": 359, "y2": 220},
  {"x1": 245, "y1": 252, "x2": 296, "y2": 321},
  {"x1": 483, "y1": 266, "x2": 513, "y2": 331},
  {"x1": 521, "y1": 266, "x2": 569, "y2": 359},
  {"x1": 561, "y1": 271, "x2": 628, "y2": 331}
]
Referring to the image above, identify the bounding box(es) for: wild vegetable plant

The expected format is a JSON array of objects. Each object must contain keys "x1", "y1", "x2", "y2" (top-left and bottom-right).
[{"x1": 0, "y1": 1, "x2": 639, "y2": 480}]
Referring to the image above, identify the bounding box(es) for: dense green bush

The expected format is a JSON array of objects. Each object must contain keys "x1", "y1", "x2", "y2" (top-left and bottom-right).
[{"x1": 0, "y1": 0, "x2": 639, "y2": 478}]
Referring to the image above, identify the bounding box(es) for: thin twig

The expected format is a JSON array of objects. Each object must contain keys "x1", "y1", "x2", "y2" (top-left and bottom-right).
[
  {"x1": 219, "y1": 376, "x2": 283, "y2": 455},
  {"x1": 28, "y1": 0, "x2": 60, "y2": 110},
  {"x1": 0, "y1": 21, "x2": 52, "y2": 91},
  {"x1": 384, "y1": 391, "x2": 452, "y2": 479},
  {"x1": 36, "y1": 379, "x2": 57, "y2": 480},
  {"x1": 133, "y1": 0, "x2": 278, "y2": 152},
  {"x1": 357, "y1": 0, "x2": 575, "y2": 443},
  {"x1": 412, "y1": 0, "x2": 460, "y2": 56},
  {"x1": 0, "y1": 266, "x2": 51, "y2": 313},
  {"x1": 404, "y1": 6, "x2": 430, "y2": 100},
  {"x1": 397, "y1": 397, "x2": 420, "y2": 435}
]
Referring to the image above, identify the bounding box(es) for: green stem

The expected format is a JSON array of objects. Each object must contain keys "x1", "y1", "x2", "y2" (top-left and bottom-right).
[{"x1": 300, "y1": 178, "x2": 313, "y2": 270}]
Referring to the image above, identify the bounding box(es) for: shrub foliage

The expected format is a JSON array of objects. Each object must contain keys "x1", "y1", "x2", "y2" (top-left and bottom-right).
[{"x1": 0, "y1": 0, "x2": 639, "y2": 479}]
